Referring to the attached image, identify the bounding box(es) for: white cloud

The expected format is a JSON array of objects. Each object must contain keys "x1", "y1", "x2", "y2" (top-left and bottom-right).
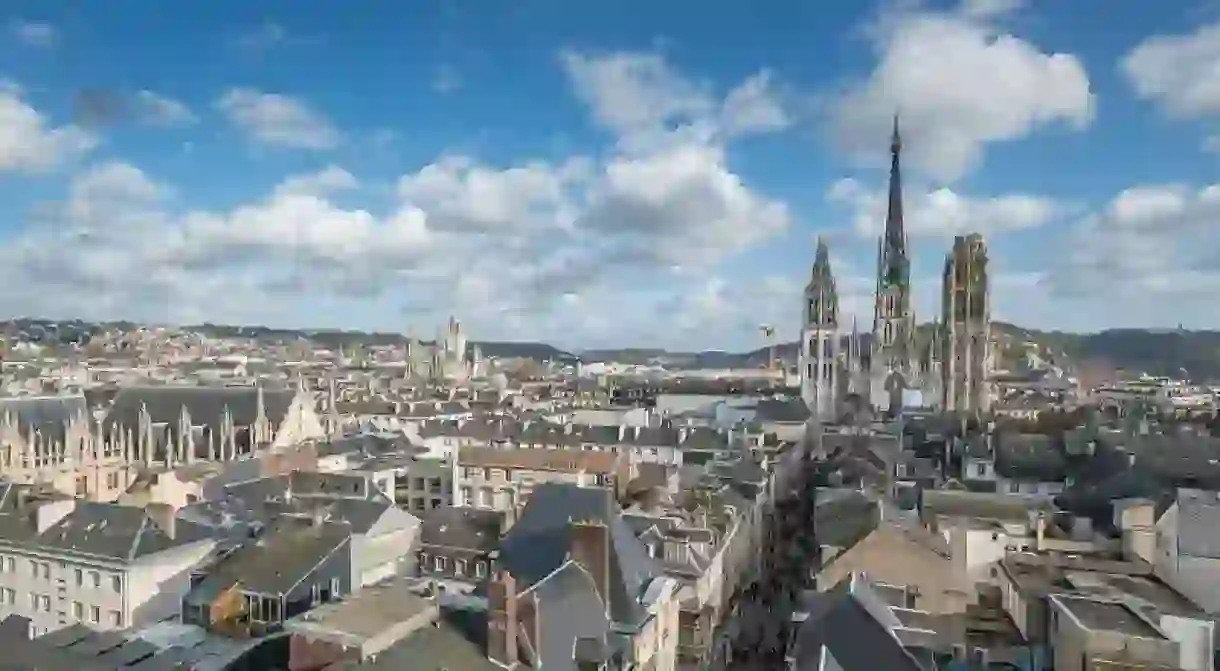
[
  {"x1": 0, "y1": 51, "x2": 791, "y2": 347},
  {"x1": 9, "y1": 19, "x2": 57, "y2": 48},
  {"x1": 216, "y1": 88, "x2": 339, "y2": 150},
  {"x1": 958, "y1": 0, "x2": 1023, "y2": 19},
  {"x1": 0, "y1": 84, "x2": 96, "y2": 172},
  {"x1": 134, "y1": 90, "x2": 197, "y2": 127},
  {"x1": 560, "y1": 48, "x2": 791, "y2": 152},
  {"x1": 1041, "y1": 181, "x2": 1220, "y2": 328},
  {"x1": 827, "y1": 177, "x2": 1060, "y2": 238},
  {"x1": 273, "y1": 165, "x2": 358, "y2": 198},
  {"x1": 830, "y1": 5, "x2": 1094, "y2": 182},
  {"x1": 1123, "y1": 22, "x2": 1220, "y2": 151}
]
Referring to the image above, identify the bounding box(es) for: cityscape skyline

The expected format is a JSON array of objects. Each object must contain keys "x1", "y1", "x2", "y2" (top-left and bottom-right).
[{"x1": 0, "y1": 0, "x2": 1217, "y2": 351}]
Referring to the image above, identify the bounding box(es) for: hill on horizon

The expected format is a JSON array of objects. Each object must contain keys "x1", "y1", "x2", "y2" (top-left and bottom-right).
[{"x1": 5, "y1": 317, "x2": 1220, "y2": 380}]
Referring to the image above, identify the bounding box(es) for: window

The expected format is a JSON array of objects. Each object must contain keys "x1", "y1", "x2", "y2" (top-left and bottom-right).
[
  {"x1": 310, "y1": 583, "x2": 320, "y2": 605},
  {"x1": 74, "y1": 569, "x2": 82, "y2": 586},
  {"x1": 111, "y1": 576, "x2": 121, "y2": 593},
  {"x1": 455, "y1": 560, "x2": 467, "y2": 576},
  {"x1": 27, "y1": 594, "x2": 36, "y2": 611},
  {"x1": 975, "y1": 464, "x2": 986, "y2": 477},
  {"x1": 330, "y1": 577, "x2": 341, "y2": 598},
  {"x1": 28, "y1": 561, "x2": 36, "y2": 578},
  {"x1": 0, "y1": 589, "x2": 6, "y2": 605},
  {"x1": 90, "y1": 571, "x2": 100, "y2": 588},
  {"x1": 90, "y1": 606, "x2": 100, "y2": 623},
  {"x1": 72, "y1": 601, "x2": 83, "y2": 619},
  {"x1": 106, "y1": 472, "x2": 120, "y2": 489},
  {"x1": 434, "y1": 556, "x2": 446, "y2": 572},
  {"x1": 109, "y1": 610, "x2": 122, "y2": 627},
  {"x1": 40, "y1": 564, "x2": 49, "y2": 580},
  {"x1": 2, "y1": 589, "x2": 12, "y2": 605},
  {"x1": 476, "y1": 562, "x2": 487, "y2": 578},
  {"x1": 3, "y1": 558, "x2": 11, "y2": 573}
]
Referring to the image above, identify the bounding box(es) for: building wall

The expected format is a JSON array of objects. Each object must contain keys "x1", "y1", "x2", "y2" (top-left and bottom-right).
[{"x1": 817, "y1": 528, "x2": 975, "y2": 615}]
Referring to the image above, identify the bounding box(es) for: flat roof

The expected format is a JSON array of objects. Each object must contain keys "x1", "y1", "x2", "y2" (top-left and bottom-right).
[
  {"x1": 1054, "y1": 595, "x2": 1164, "y2": 639},
  {"x1": 287, "y1": 580, "x2": 435, "y2": 640}
]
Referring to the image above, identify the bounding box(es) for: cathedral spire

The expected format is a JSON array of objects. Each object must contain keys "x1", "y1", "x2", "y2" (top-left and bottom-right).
[{"x1": 885, "y1": 113, "x2": 905, "y2": 255}]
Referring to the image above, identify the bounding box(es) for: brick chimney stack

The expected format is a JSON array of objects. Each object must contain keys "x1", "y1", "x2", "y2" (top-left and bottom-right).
[
  {"x1": 568, "y1": 519, "x2": 611, "y2": 618},
  {"x1": 487, "y1": 552, "x2": 519, "y2": 668}
]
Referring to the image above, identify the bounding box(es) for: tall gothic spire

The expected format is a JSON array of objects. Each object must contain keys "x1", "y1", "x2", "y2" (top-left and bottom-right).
[{"x1": 885, "y1": 113, "x2": 906, "y2": 255}]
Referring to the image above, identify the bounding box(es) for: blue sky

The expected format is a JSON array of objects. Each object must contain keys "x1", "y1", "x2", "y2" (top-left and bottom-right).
[{"x1": 0, "y1": 0, "x2": 1217, "y2": 351}]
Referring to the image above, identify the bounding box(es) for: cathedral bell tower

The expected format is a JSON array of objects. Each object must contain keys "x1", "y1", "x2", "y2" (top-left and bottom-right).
[{"x1": 800, "y1": 237, "x2": 840, "y2": 421}]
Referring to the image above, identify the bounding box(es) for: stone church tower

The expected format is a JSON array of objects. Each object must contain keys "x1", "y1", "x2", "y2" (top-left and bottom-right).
[
  {"x1": 941, "y1": 233, "x2": 992, "y2": 414},
  {"x1": 800, "y1": 238, "x2": 839, "y2": 420},
  {"x1": 870, "y1": 116, "x2": 917, "y2": 415}
]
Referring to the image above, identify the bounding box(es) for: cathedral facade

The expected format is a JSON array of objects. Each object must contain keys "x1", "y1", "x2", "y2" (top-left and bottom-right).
[
  {"x1": 404, "y1": 316, "x2": 483, "y2": 384},
  {"x1": 800, "y1": 117, "x2": 993, "y2": 418}
]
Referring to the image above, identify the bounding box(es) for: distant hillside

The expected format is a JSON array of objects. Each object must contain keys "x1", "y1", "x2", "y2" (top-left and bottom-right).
[
  {"x1": 5, "y1": 317, "x2": 1219, "y2": 378},
  {"x1": 581, "y1": 323, "x2": 1220, "y2": 382},
  {"x1": 1, "y1": 319, "x2": 577, "y2": 363}
]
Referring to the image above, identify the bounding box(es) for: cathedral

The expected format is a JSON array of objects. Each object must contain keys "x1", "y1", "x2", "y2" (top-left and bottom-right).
[
  {"x1": 403, "y1": 316, "x2": 484, "y2": 384},
  {"x1": 798, "y1": 117, "x2": 992, "y2": 419}
]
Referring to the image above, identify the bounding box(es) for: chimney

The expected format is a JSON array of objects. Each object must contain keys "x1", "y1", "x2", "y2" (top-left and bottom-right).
[
  {"x1": 146, "y1": 502, "x2": 176, "y2": 540},
  {"x1": 568, "y1": 519, "x2": 611, "y2": 617},
  {"x1": 486, "y1": 554, "x2": 519, "y2": 668}
]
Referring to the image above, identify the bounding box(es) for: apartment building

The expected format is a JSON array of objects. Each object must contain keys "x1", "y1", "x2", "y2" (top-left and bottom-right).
[
  {"x1": 0, "y1": 482, "x2": 216, "y2": 636},
  {"x1": 452, "y1": 445, "x2": 635, "y2": 512}
]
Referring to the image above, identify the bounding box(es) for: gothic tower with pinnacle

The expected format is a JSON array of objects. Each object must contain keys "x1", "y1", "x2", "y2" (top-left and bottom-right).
[
  {"x1": 941, "y1": 233, "x2": 992, "y2": 414},
  {"x1": 800, "y1": 237, "x2": 839, "y2": 420},
  {"x1": 870, "y1": 115, "x2": 916, "y2": 414}
]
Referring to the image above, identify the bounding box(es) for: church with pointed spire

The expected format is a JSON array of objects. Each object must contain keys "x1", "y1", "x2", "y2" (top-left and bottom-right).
[{"x1": 801, "y1": 116, "x2": 948, "y2": 418}]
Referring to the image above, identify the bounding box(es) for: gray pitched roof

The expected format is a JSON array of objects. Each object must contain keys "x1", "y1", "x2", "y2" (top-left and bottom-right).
[
  {"x1": 186, "y1": 519, "x2": 351, "y2": 600},
  {"x1": 498, "y1": 483, "x2": 660, "y2": 627},
  {"x1": 528, "y1": 561, "x2": 612, "y2": 671},
  {"x1": 103, "y1": 386, "x2": 296, "y2": 436},
  {"x1": 790, "y1": 577, "x2": 925, "y2": 671},
  {"x1": 0, "y1": 394, "x2": 89, "y2": 445},
  {"x1": 0, "y1": 482, "x2": 213, "y2": 561},
  {"x1": 419, "y1": 505, "x2": 503, "y2": 553}
]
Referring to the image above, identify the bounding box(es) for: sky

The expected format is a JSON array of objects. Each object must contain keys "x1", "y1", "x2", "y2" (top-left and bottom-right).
[{"x1": 0, "y1": 0, "x2": 1217, "y2": 352}]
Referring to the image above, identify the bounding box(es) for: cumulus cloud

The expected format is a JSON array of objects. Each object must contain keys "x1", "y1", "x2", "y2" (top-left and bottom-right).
[
  {"x1": 827, "y1": 177, "x2": 1061, "y2": 238},
  {"x1": 560, "y1": 48, "x2": 792, "y2": 152},
  {"x1": 0, "y1": 96, "x2": 789, "y2": 345},
  {"x1": 1122, "y1": 21, "x2": 1220, "y2": 149},
  {"x1": 830, "y1": 3, "x2": 1094, "y2": 182},
  {"x1": 0, "y1": 84, "x2": 96, "y2": 172},
  {"x1": 1038, "y1": 181, "x2": 1220, "y2": 328},
  {"x1": 216, "y1": 88, "x2": 339, "y2": 150}
]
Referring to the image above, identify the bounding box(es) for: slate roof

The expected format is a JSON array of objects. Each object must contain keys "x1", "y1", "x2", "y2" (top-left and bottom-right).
[
  {"x1": 186, "y1": 518, "x2": 351, "y2": 601},
  {"x1": 0, "y1": 394, "x2": 89, "y2": 445},
  {"x1": 498, "y1": 483, "x2": 660, "y2": 627},
  {"x1": 0, "y1": 481, "x2": 213, "y2": 561},
  {"x1": 789, "y1": 577, "x2": 926, "y2": 671},
  {"x1": 527, "y1": 560, "x2": 613, "y2": 671},
  {"x1": 103, "y1": 386, "x2": 296, "y2": 437},
  {"x1": 419, "y1": 505, "x2": 503, "y2": 553}
]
